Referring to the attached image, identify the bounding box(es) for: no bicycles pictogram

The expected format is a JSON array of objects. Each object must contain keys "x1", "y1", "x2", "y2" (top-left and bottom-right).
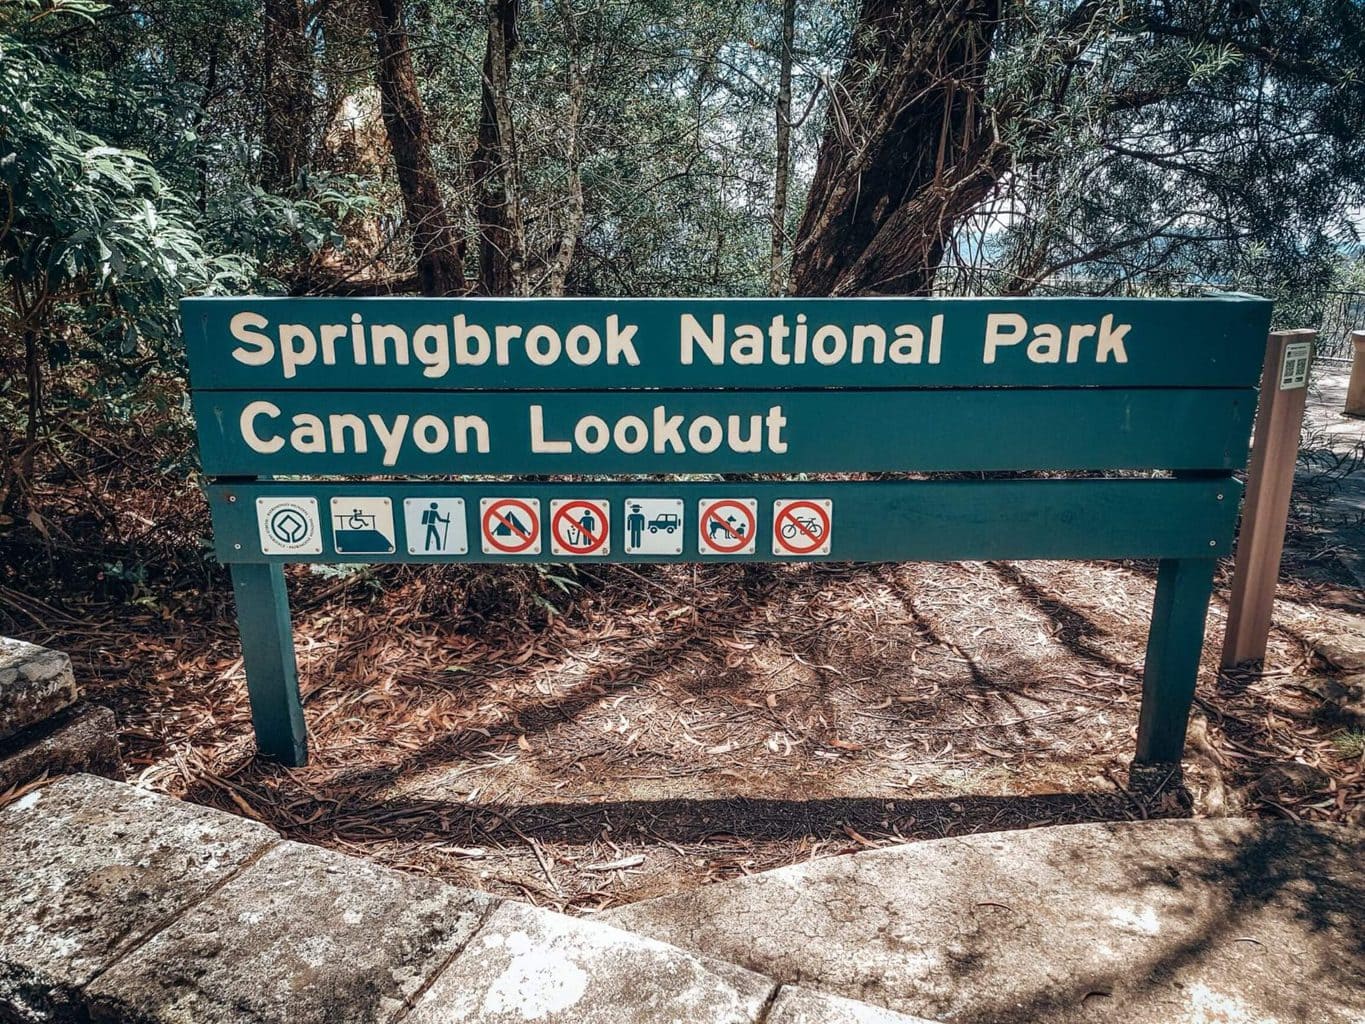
[
  {"x1": 550, "y1": 499, "x2": 610, "y2": 556},
  {"x1": 698, "y1": 498, "x2": 757, "y2": 555},
  {"x1": 480, "y1": 497, "x2": 542, "y2": 555},
  {"x1": 773, "y1": 499, "x2": 832, "y2": 556}
]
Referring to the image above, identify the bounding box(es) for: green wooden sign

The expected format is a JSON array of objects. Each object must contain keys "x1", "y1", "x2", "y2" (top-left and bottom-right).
[
  {"x1": 183, "y1": 294, "x2": 1272, "y2": 772},
  {"x1": 193, "y1": 388, "x2": 1255, "y2": 476},
  {"x1": 183, "y1": 295, "x2": 1269, "y2": 389}
]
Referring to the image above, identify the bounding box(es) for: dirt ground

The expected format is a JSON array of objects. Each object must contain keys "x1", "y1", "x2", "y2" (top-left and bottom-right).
[{"x1": 4, "y1": 386, "x2": 1364, "y2": 913}]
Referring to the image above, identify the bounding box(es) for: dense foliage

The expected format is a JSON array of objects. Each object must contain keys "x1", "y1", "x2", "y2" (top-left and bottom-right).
[{"x1": 2, "y1": 0, "x2": 1364, "y2": 511}]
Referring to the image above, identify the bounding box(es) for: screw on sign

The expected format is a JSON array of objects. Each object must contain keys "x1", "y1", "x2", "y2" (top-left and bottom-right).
[
  {"x1": 773, "y1": 499, "x2": 832, "y2": 556},
  {"x1": 480, "y1": 498, "x2": 541, "y2": 555},
  {"x1": 698, "y1": 498, "x2": 757, "y2": 555},
  {"x1": 550, "y1": 499, "x2": 610, "y2": 556}
]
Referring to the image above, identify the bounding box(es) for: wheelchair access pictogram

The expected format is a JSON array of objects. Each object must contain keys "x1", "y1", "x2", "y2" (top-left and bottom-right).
[
  {"x1": 550, "y1": 499, "x2": 610, "y2": 556},
  {"x1": 697, "y1": 498, "x2": 757, "y2": 555},
  {"x1": 329, "y1": 497, "x2": 396, "y2": 554},
  {"x1": 480, "y1": 497, "x2": 542, "y2": 555},
  {"x1": 772, "y1": 498, "x2": 832, "y2": 556}
]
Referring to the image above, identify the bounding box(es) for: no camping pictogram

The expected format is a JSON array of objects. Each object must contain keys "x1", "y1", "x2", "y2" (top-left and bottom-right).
[
  {"x1": 550, "y1": 499, "x2": 610, "y2": 556},
  {"x1": 697, "y1": 498, "x2": 757, "y2": 555},
  {"x1": 480, "y1": 497, "x2": 542, "y2": 555},
  {"x1": 772, "y1": 498, "x2": 832, "y2": 556}
]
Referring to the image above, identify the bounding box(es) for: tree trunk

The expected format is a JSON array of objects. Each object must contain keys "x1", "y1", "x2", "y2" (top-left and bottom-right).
[
  {"x1": 371, "y1": 0, "x2": 466, "y2": 296},
  {"x1": 768, "y1": 0, "x2": 795, "y2": 296},
  {"x1": 791, "y1": 0, "x2": 1004, "y2": 296},
  {"x1": 2, "y1": 314, "x2": 40, "y2": 519},
  {"x1": 196, "y1": 43, "x2": 221, "y2": 211},
  {"x1": 472, "y1": 0, "x2": 526, "y2": 296},
  {"x1": 261, "y1": 0, "x2": 313, "y2": 192},
  {"x1": 545, "y1": 4, "x2": 585, "y2": 297}
]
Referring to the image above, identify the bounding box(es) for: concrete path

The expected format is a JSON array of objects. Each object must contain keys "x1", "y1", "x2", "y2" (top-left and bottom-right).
[
  {"x1": 0, "y1": 774, "x2": 934, "y2": 1024},
  {"x1": 605, "y1": 819, "x2": 1364, "y2": 1024},
  {"x1": 1301, "y1": 364, "x2": 1365, "y2": 586},
  {"x1": 1304, "y1": 363, "x2": 1365, "y2": 450}
]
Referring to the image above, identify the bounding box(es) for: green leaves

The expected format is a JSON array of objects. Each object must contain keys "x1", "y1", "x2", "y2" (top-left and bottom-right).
[{"x1": 0, "y1": 4, "x2": 270, "y2": 389}]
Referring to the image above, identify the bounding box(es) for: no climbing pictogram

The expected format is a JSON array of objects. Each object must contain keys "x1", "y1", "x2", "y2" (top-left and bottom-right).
[
  {"x1": 550, "y1": 499, "x2": 610, "y2": 556},
  {"x1": 480, "y1": 497, "x2": 542, "y2": 555},
  {"x1": 772, "y1": 498, "x2": 832, "y2": 556}
]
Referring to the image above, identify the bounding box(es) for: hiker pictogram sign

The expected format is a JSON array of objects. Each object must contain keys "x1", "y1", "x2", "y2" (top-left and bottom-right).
[
  {"x1": 480, "y1": 497, "x2": 542, "y2": 555},
  {"x1": 550, "y1": 499, "x2": 610, "y2": 556},
  {"x1": 698, "y1": 497, "x2": 757, "y2": 555},
  {"x1": 404, "y1": 497, "x2": 468, "y2": 555},
  {"x1": 772, "y1": 498, "x2": 832, "y2": 556}
]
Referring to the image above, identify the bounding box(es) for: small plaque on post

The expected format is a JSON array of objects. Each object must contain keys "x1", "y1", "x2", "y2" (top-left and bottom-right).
[{"x1": 1279, "y1": 340, "x2": 1312, "y2": 390}]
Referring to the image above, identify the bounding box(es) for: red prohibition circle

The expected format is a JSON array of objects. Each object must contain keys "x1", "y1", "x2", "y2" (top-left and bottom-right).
[
  {"x1": 482, "y1": 498, "x2": 540, "y2": 553},
  {"x1": 551, "y1": 502, "x2": 609, "y2": 555},
  {"x1": 774, "y1": 500, "x2": 831, "y2": 554},
  {"x1": 700, "y1": 500, "x2": 756, "y2": 553}
]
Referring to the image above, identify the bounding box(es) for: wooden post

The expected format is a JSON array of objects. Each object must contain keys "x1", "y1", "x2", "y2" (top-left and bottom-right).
[
  {"x1": 1346, "y1": 330, "x2": 1365, "y2": 418},
  {"x1": 1135, "y1": 557, "x2": 1218, "y2": 764},
  {"x1": 230, "y1": 563, "x2": 309, "y2": 765},
  {"x1": 1220, "y1": 329, "x2": 1316, "y2": 669}
]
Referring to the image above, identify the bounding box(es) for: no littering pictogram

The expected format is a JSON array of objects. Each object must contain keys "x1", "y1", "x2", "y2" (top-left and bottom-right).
[
  {"x1": 550, "y1": 499, "x2": 610, "y2": 556},
  {"x1": 480, "y1": 497, "x2": 541, "y2": 555},
  {"x1": 698, "y1": 498, "x2": 757, "y2": 555},
  {"x1": 773, "y1": 498, "x2": 832, "y2": 556}
]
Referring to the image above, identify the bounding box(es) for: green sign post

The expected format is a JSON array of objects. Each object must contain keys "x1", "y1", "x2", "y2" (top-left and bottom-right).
[{"x1": 183, "y1": 294, "x2": 1271, "y2": 769}]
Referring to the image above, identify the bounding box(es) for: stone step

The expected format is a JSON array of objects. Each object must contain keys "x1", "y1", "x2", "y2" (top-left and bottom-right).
[
  {"x1": 0, "y1": 638, "x2": 77, "y2": 742},
  {"x1": 0, "y1": 774, "x2": 936, "y2": 1024},
  {"x1": 603, "y1": 818, "x2": 1364, "y2": 1024},
  {"x1": 0, "y1": 703, "x2": 123, "y2": 793}
]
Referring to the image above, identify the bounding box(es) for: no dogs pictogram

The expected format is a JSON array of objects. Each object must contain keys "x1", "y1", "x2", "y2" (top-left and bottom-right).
[
  {"x1": 480, "y1": 497, "x2": 541, "y2": 555},
  {"x1": 550, "y1": 499, "x2": 610, "y2": 556},
  {"x1": 773, "y1": 499, "x2": 832, "y2": 556},
  {"x1": 698, "y1": 498, "x2": 757, "y2": 555}
]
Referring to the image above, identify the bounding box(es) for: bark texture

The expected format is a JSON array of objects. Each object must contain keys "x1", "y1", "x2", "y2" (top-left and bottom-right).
[
  {"x1": 371, "y1": 0, "x2": 466, "y2": 295},
  {"x1": 472, "y1": 0, "x2": 526, "y2": 295},
  {"x1": 544, "y1": 5, "x2": 585, "y2": 297},
  {"x1": 768, "y1": 0, "x2": 795, "y2": 295},
  {"x1": 262, "y1": 0, "x2": 314, "y2": 191},
  {"x1": 791, "y1": 0, "x2": 1004, "y2": 296}
]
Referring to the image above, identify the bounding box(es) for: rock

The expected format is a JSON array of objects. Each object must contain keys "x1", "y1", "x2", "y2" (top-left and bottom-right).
[
  {"x1": 1298, "y1": 672, "x2": 1365, "y2": 702},
  {"x1": 88, "y1": 841, "x2": 493, "y2": 1024},
  {"x1": 1313, "y1": 635, "x2": 1365, "y2": 672},
  {"x1": 1249, "y1": 762, "x2": 1332, "y2": 799},
  {"x1": 0, "y1": 703, "x2": 123, "y2": 793},
  {"x1": 406, "y1": 900, "x2": 775, "y2": 1024},
  {"x1": 767, "y1": 986, "x2": 942, "y2": 1023},
  {"x1": 1327, "y1": 674, "x2": 1365, "y2": 722},
  {"x1": 0, "y1": 637, "x2": 78, "y2": 742},
  {"x1": 604, "y1": 819, "x2": 1365, "y2": 1024},
  {"x1": 1, "y1": 775, "x2": 916, "y2": 1024},
  {"x1": 0, "y1": 774, "x2": 278, "y2": 1022}
]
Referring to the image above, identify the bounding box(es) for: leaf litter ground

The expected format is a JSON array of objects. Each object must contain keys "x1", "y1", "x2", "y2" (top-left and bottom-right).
[{"x1": 3, "y1": 395, "x2": 1363, "y2": 914}]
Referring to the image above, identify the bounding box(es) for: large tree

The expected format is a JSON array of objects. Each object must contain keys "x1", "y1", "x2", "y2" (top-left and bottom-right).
[
  {"x1": 471, "y1": 0, "x2": 525, "y2": 295},
  {"x1": 370, "y1": 0, "x2": 466, "y2": 294},
  {"x1": 261, "y1": 0, "x2": 314, "y2": 191},
  {"x1": 792, "y1": 0, "x2": 1365, "y2": 297}
]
